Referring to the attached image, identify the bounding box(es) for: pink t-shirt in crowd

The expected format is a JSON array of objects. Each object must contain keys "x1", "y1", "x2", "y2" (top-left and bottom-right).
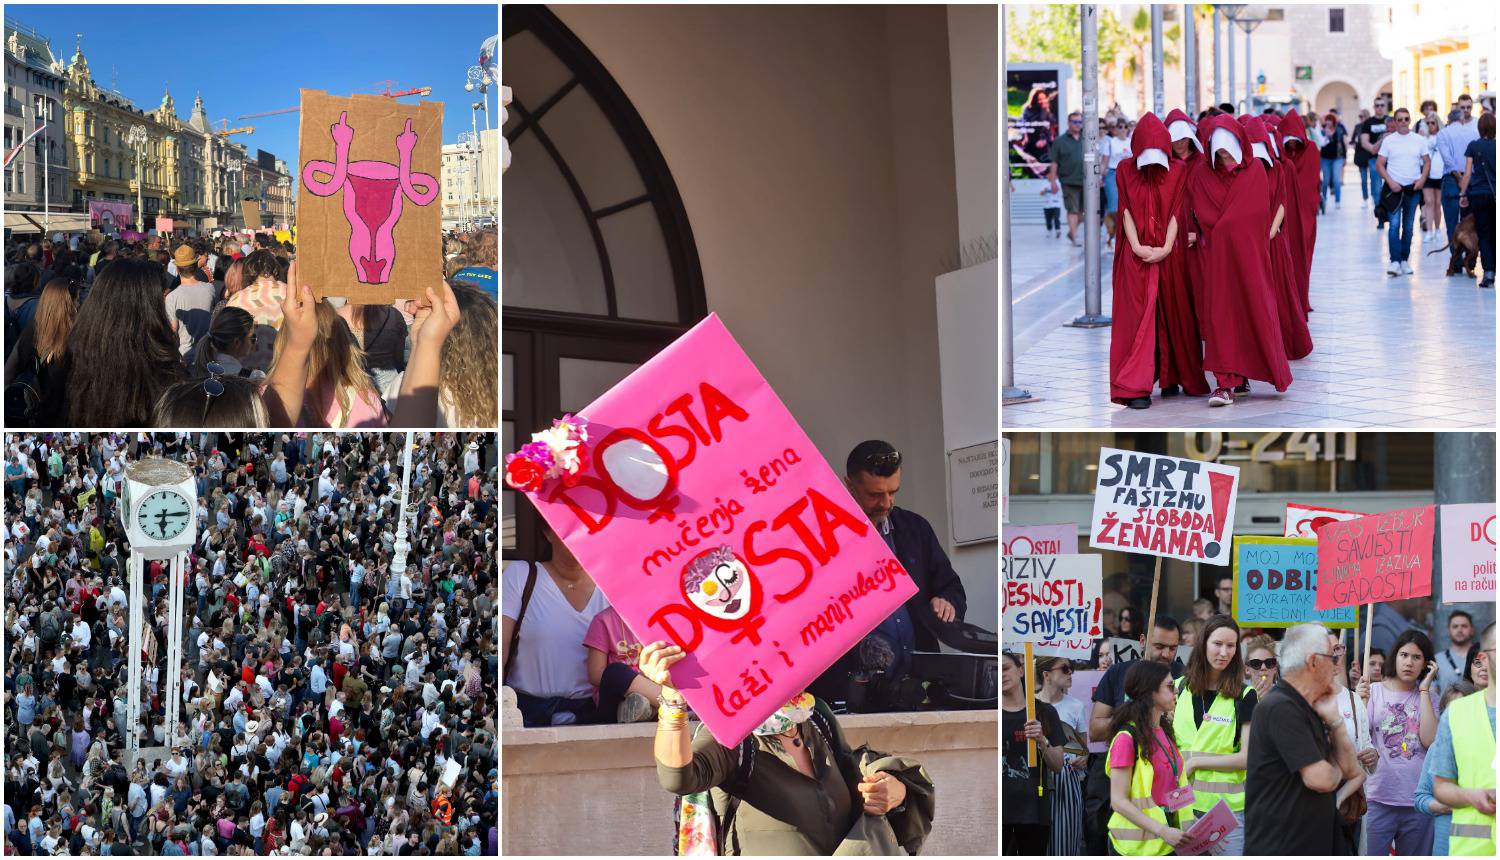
[
  {"x1": 583, "y1": 607, "x2": 643, "y2": 671},
  {"x1": 1108, "y1": 726, "x2": 1184, "y2": 806}
]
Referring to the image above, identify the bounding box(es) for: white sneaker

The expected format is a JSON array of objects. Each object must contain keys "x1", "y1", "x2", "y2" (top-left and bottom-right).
[
  {"x1": 1402, "y1": 260, "x2": 1414, "y2": 275},
  {"x1": 1387, "y1": 261, "x2": 1402, "y2": 276},
  {"x1": 1336, "y1": 199, "x2": 1342, "y2": 209}
]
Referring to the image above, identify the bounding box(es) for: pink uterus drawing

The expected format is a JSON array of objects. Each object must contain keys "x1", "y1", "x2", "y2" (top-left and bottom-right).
[{"x1": 302, "y1": 111, "x2": 438, "y2": 284}]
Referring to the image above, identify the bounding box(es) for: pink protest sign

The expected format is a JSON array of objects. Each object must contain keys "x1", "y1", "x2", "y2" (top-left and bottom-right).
[
  {"x1": 1176, "y1": 799, "x2": 1238, "y2": 856},
  {"x1": 523, "y1": 314, "x2": 917, "y2": 745},
  {"x1": 1002, "y1": 522, "x2": 1079, "y2": 556},
  {"x1": 1314, "y1": 506, "x2": 1436, "y2": 610},
  {"x1": 1066, "y1": 669, "x2": 1108, "y2": 753}
]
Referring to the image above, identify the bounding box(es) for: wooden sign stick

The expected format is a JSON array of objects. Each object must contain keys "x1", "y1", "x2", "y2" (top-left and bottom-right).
[
  {"x1": 1024, "y1": 641, "x2": 1038, "y2": 769},
  {"x1": 1363, "y1": 602, "x2": 1374, "y2": 678},
  {"x1": 1146, "y1": 555, "x2": 1164, "y2": 635}
]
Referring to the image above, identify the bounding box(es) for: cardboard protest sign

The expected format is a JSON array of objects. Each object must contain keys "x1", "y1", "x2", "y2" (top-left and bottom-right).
[
  {"x1": 1233, "y1": 536, "x2": 1356, "y2": 628},
  {"x1": 1002, "y1": 554, "x2": 1102, "y2": 648},
  {"x1": 1105, "y1": 637, "x2": 1143, "y2": 664},
  {"x1": 241, "y1": 200, "x2": 262, "y2": 229},
  {"x1": 1440, "y1": 503, "x2": 1496, "y2": 603},
  {"x1": 521, "y1": 314, "x2": 916, "y2": 745},
  {"x1": 1314, "y1": 506, "x2": 1436, "y2": 610},
  {"x1": 1065, "y1": 669, "x2": 1108, "y2": 752},
  {"x1": 1002, "y1": 523, "x2": 1078, "y2": 556},
  {"x1": 297, "y1": 89, "x2": 442, "y2": 302},
  {"x1": 1090, "y1": 448, "x2": 1240, "y2": 565},
  {"x1": 1002, "y1": 528, "x2": 1089, "y2": 656},
  {"x1": 1176, "y1": 799, "x2": 1239, "y2": 856},
  {"x1": 1285, "y1": 502, "x2": 1364, "y2": 538}
]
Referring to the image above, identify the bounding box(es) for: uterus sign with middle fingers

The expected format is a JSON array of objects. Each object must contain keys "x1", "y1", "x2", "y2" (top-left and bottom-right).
[{"x1": 301, "y1": 111, "x2": 438, "y2": 285}]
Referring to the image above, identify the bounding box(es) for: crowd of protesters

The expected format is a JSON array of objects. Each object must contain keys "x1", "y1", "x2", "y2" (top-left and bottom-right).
[
  {"x1": 2, "y1": 228, "x2": 498, "y2": 429},
  {"x1": 3, "y1": 431, "x2": 499, "y2": 855},
  {"x1": 1003, "y1": 576, "x2": 1495, "y2": 857}
]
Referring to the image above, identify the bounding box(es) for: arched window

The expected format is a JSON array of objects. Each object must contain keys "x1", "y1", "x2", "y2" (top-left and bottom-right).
[{"x1": 503, "y1": 5, "x2": 705, "y2": 559}]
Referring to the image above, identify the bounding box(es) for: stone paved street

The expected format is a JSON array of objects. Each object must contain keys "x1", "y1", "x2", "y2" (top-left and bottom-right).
[{"x1": 1004, "y1": 176, "x2": 1496, "y2": 429}]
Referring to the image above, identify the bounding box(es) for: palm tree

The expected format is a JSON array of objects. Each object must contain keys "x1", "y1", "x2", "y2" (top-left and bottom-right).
[{"x1": 1119, "y1": 7, "x2": 1181, "y2": 114}]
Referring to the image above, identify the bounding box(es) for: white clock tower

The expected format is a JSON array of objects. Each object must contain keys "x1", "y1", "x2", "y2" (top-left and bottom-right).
[{"x1": 119, "y1": 458, "x2": 197, "y2": 768}]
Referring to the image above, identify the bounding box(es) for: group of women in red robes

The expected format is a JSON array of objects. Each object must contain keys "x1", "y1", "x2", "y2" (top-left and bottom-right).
[{"x1": 1109, "y1": 107, "x2": 1322, "y2": 409}]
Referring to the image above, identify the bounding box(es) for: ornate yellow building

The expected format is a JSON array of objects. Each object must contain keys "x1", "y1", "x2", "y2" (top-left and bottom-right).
[{"x1": 61, "y1": 37, "x2": 182, "y2": 226}]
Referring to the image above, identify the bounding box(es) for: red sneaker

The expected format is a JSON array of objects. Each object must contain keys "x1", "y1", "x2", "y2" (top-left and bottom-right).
[{"x1": 1208, "y1": 388, "x2": 1235, "y2": 407}]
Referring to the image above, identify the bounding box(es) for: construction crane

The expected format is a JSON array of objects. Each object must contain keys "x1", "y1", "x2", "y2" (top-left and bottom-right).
[
  {"x1": 211, "y1": 118, "x2": 255, "y2": 138},
  {"x1": 236, "y1": 83, "x2": 431, "y2": 121}
]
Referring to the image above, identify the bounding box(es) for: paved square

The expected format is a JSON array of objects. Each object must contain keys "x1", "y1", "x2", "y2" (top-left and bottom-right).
[{"x1": 1004, "y1": 185, "x2": 1495, "y2": 429}]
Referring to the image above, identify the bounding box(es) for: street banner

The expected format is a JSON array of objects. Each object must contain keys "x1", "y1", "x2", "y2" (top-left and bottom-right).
[
  {"x1": 1089, "y1": 448, "x2": 1240, "y2": 565},
  {"x1": 1440, "y1": 502, "x2": 1497, "y2": 603},
  {"x1": 1066, "y1": 669, "x2": 1109, "y2": 753},
  {"x1": 1232, "y1": 536, "x2": 1356, "y2": 628},
  {"x1": 297, "y1": 89, "x2": 443, "y2": 302},
  {"x1": 1314, "y1": 506, "x2": 1436, "y2": 610},
  {"x1": 88, "y1": 199, "x2": 133, "y2": 230},
  {"x1": 517, "y1": 314, "x2": 916, "y2": 745},
  {"x1": 1002, "y1": 554, "x2": 1103, "y2": 646},
  {"x1": 1285, "y1": 502, "x2": 1364, "y2": 538},
  {"x1": 1176, "y1": 799, "x2": 1239, "y2": 856},
  {"x1": 1002, "y1": 522, "x2": 1078, "y2": 556}
]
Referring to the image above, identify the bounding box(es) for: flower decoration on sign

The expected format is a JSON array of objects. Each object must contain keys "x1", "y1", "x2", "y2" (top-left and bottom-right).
[{"x1": 505, "y1": 414, "x2": 590, "y2": 493}]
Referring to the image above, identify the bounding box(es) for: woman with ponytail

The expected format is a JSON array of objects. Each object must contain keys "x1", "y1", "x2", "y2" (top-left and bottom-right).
[
  {"x1": 190, "y1": 307, "x2": 264, "y2": 380},
  {"x1": 1106, "y1": 660, "x2": 1188, "y2": 855}
]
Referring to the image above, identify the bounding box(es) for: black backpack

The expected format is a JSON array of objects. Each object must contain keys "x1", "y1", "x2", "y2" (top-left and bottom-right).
[{"x1": 671, "y1": 698, "x2": 857, "y2": 855}]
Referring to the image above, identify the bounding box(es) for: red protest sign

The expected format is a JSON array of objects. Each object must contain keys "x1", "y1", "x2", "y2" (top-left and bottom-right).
[{"x1": 1313, "y1": 506, "x2": 1436, "y2": 610}]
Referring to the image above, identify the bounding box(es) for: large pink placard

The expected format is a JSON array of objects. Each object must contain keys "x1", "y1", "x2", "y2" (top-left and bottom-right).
[{"x1": 528, "y1": 315, "x2": 917, "y2": 745}]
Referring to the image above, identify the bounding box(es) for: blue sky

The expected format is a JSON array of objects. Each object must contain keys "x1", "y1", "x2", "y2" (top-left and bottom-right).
[{"x1": 8, "y1": 3, "x2": 497, "y2": 165}]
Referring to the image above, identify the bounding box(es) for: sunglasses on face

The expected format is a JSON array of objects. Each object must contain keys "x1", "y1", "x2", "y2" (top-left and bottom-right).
[
  {"x1": 1049, "y1": 663, "x2": 1074, "y2": 675},
  {"x1": 1247, "y1": 658, "x2": 1278, "y2": 670},
  {"x1": 1069, "y1": 119, "x2": 1083, "y2": 126}
]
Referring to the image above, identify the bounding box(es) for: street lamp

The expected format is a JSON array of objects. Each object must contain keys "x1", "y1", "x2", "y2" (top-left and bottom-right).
[
  {"x1": 127, "y1": 124, "x2": 147, "y2": 231},
  {"x1": 225, "y1": 157, "x2": 242, "y2": 227},
  {"x1": 277, "y1": 175, "x2": 291, "y2": 228},
  {"x1": 466, "y1": 65, "x2": 490, "y2": 133},
  {"x1": 1220, "y1": 5, "x2": 1245, "y2": 111},
  {"x1": 1233, "y1": 17, "x2": 1265, "y2": 113}
]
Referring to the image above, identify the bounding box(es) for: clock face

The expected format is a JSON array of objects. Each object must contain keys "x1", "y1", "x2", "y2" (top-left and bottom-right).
[{"x1": 137, "y1": 489, "x2": 191, "y2": 541}]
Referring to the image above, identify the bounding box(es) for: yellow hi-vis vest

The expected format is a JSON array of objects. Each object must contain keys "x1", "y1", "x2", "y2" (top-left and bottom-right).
[
  {"x1": 1107, "y1": 730, "x2": 1178, "y2": 856},
  {"x1": 1448, "y1": 689, "x2": 1496, "y2": 856},
  {"x1": 1173, "y1": 677, "x2": 1251, "y2": 819}
]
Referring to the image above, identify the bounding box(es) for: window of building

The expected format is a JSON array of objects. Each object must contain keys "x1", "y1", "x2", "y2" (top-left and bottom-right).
[
  {"x1": 1329, "y1": 8, "x2": 1345, "y2": 32},
  {"x1": 502, "y1": 5, "x2": 706, "y2": 559}
]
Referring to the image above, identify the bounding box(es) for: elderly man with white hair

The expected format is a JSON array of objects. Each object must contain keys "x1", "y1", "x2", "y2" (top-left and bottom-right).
[{"x1": 1245, "y1": 622, "x2": 1365, "y2": 855}]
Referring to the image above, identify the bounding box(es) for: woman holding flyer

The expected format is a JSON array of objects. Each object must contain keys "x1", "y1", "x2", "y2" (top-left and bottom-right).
[
  {"x1": 641, "y1": 640, "x2": 935, "y2": 855},
  {"x1": 1174, "y1": 616, "x2": 1256, "y2": 855},
  {"x1": 1106, "y1": 660, "x2": 1189, "y2": 855}
]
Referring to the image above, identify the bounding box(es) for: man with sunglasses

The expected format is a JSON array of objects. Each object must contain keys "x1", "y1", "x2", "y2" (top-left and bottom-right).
[
  {"x1": 1430, "y1": 622, "x2": 1496, "y2": 855},
  {"x1": 1245, "y1": 622, "x2": 1364, "y2": 855},
  {"x1": 828, "y1": 440, "x2": 966, "y2": 685},
  {"x1": 1047, "y1": 111, "x2": 1088, "y2": 244},
  {"x1": 1376, "y1": 108, "x2": 1431, "y2": 276},
  {"x1": 1436, "y1": 94, "x2": 1480, "y2": 248}
]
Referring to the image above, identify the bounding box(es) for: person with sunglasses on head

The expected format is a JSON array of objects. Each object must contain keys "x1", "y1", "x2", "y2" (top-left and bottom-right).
[
  {"x1": 828, "y1": 438, "x2": 966, "y2": 681},
  {"x1": 1245, "y1": 623, "x2": 1364, "y2": 855},
  {"x1": 1036, "y1": 656, "x2": 1088, "y2": 855},
  {"x1": 1048, "y1": 111, "x2": 1089, "y2": 245}
]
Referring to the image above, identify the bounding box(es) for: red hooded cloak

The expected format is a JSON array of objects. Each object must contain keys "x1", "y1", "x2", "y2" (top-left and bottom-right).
[
  {"x1": 1277, "y1": 109, "x2": 1321, "y2": 305},
  {"x1": 1240, "y1": 114, "x2": 1313, "y2": 359},
  {"x1": 1109, "y1": 113, "x2": 1207, "y2": 403},
  {"x1": 1186, "y1": 116, "x2": 1294, "y2": 391}
]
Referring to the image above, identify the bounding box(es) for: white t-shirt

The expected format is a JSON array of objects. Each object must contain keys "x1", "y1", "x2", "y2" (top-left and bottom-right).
[
  {"x1": 502, "y1": 560, "x2": 609, "y2": 699},
  {"x1": 1378, "y1": 131, "x2": 1430, "y2": 186},
  {"x1": 1334, "y1": 683, "x2": 1376, "y2": 772},
  {"x1": 1100, "y1": 135, "x2": 1133, "y2": 170}
]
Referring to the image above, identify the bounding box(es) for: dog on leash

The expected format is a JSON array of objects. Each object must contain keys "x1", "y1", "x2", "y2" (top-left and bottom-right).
[{"x1": 1427, "y1": 213, "x2": 1479, "y2": 277}]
